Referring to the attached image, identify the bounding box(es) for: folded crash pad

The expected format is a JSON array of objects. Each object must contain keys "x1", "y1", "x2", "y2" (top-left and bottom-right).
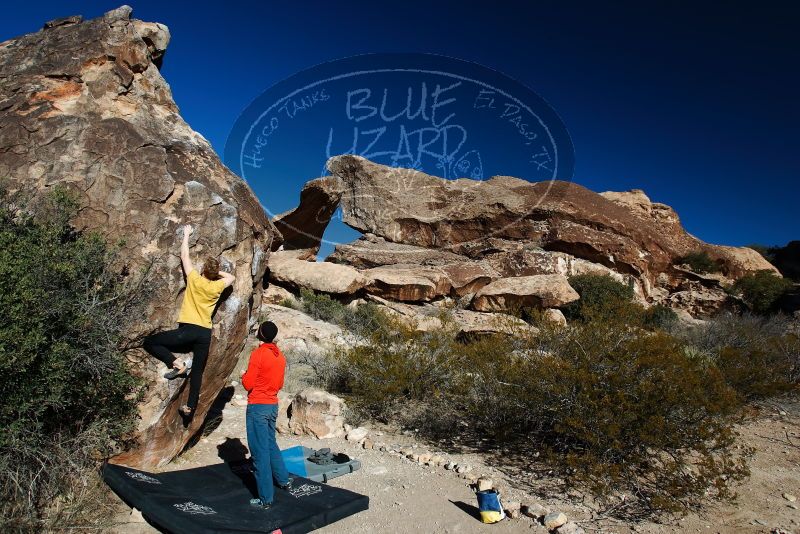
[
  {"x1": 281, "y1": 446, "x2": 362, "y2": 483},
  {"x1": 103, "y1": 462, "x2": 368, "y2": 534}
]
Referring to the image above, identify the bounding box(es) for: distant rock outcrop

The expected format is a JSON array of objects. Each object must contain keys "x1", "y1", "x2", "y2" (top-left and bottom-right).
[{"x1": 0, "y1": 6, "x2": 276, "y2": 468}]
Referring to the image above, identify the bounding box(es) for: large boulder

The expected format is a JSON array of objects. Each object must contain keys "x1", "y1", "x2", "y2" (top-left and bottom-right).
[
  {"x1": 268, "y1": 250, "x2": 366, "y2": 295},
  {"x1": 472, "y1": 275, "x2": 579, "y2": 312},
  {"x1": 288, "y1": 388, "x2": 346, "y2": 439},
  {"x1": 363, "y1": 264, "x2": 452, "y2": 302},
  {"x1": 328, "y1": 234, "x2": 468, "y2": 268},
  {"x1": 0, "y1": 7, "x2": 277, "y2": 468},
  {"x1": 261, "y1": 303, "x2": 352, "y2": 355}
]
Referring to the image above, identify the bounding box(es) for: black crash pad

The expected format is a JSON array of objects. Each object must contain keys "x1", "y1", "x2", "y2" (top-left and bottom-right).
[{"x1": 103, "y1": 462, "x2": 369, "y2": 534}]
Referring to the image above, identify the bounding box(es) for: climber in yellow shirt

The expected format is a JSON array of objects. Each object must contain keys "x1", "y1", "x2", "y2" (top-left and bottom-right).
[{"x1": 143, "y1": 225, "x2": 235, "y2": 419}]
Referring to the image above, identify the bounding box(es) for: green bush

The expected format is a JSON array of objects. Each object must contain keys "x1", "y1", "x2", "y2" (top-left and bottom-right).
[
  {"x1": 333, "y1": 312, "x2": 464, "y2": 417},
  {"x1": 676, "y1": 251, "x2": 721, "y2": 274},
  {"x1": 0, "y1": 188, "x2": 144, "y2": 529},
  {"x1": 563, "y1": 273, "x2": 635, "y2": 321},
  {"x1": 730, "y1": 270, "x2": 793, "y2": 314},
  {"x1": 299, "y1": 288, "x2": 386, "y2": 337}
]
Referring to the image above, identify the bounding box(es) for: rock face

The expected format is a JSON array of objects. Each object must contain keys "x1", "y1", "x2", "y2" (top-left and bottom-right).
[
  {"x1": 272, "y1": 176, "x2": 342, "y2": 254},
  {"x1": 0, "y1": 7, "x2": 276, "y2": 468}
]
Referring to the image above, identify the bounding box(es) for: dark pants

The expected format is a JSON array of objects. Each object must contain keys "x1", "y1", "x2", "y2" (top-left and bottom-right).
[
  {"x1": 143, "y1": 323, "x2": 211, "y2": 410},
  {"x1": 246, "y1": 403, "x2": 289, "y2": 504}
]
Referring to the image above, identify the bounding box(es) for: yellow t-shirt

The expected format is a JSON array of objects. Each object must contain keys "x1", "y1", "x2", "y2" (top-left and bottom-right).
[{"x1": 177, "y1": 270, "x2": 226, "y2": 328}]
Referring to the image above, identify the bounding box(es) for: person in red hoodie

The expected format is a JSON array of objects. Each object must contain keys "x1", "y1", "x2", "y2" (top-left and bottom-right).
[{"x1": 241, "y1": 321, "x2": 293, "y2": 508}]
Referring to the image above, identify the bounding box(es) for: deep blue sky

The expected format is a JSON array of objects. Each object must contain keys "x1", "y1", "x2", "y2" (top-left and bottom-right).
[{"x1": 2, "y1": 1, "x2": 798, "y2": 255}]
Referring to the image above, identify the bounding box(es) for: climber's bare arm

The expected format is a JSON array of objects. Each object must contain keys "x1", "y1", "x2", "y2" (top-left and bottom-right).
[
  {"x1": 180, "y1": 225, "x2": 195, "y2": 275},
  {"x1": 219, "y1": 269, "x2": 235, "y2": 288}
]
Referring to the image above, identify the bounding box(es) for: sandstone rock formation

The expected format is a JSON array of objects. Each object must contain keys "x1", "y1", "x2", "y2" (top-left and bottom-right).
[
  {"x1": 272, "y1": 154, "x2": 777, "y2": 318},
  {"x1": 272, "y1": 176, "x2": 341, "y2": 255},
  {"x1": 269, "y1": 250, "x2": 366, "y2": 294},
  {"x1": 288, "y1": 387, "x2": 346, "y2": 439},
  {"x1": 0, "y1": 7, "x2": 276, "y2": 468},
  {"x1": 472, "y1": 275, "x2": 580, "y2": 312},
  {"x1": 262, "y1": 303, "x2": 352, "y2": 356}
]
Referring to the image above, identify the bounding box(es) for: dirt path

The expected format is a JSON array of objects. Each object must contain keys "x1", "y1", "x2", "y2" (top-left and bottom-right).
[{"x1": 113, "y1": 388, "x2": 800, "y2": 534}]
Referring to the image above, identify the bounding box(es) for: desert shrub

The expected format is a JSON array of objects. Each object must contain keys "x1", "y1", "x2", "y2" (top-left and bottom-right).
[
  {"x1": 730, "y1": 270, "x2": 794, "y2": 315},
  {"x1": 672, "y1": 313, "x2": 799, "y2": 400},
  {"x1": 299, "y1": 288, "x2": 346, "y2": 323},
  {"x1": 333, "y1": 313, "x2": 463, "y2": 417},
  {"x1": 450, "y1": 316, "x2": 748, "y2": 518},
  {"x1": 642, "y1": 304, "x2": 679, "y2": 330},
  {"x1": 716, "y1": 344, "x2": 796, "y2": 400},
  {"x1": 333, "y1": 304, "x2": 747, "y2": 518},
  {"x1": 277, "y1": 297, "x2": 301, "y2": 309},
  {"x1": 676, "y1": 250, "x2": 721, "y2": 274},
  {"x1": 563, "y1": 273, "x2": 636, "y2": 321},
  {"x1": 0, "y1": 188, "x2": 145, "y2": 529},
  {"x1": 298, "y1": 288, "x2": 387, "y2": 337}
]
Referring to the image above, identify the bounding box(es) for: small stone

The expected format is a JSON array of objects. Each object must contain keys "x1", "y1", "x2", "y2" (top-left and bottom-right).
[
  {"x1": 753, "y1": 519, "x2": 768, "y2": 526},
  {"x1": 417, "y1": 452, "x2": 432, "y2": 464},
  {"x1": 521, "y1": 502, "x2": 549, "y2": 520},
  {"x1": 455, "y1": 464, "x2": 472, "y2": 474},
  {"x1": 344, "y1": 423, "x2": 353, "y2": 433},
  {"x1": 557, "y1": 521, "x2": 585, "y2": 534},
  {"x1": 234, "y1": 394, "x2": 243, "y2": 400},
  {"x1": 464, "y1": 472, "x2": 479, "y2": 483},
  {"x1": 505, "y1": 500, "x2": 521, "y2": 519},
  {"x1": 544, "y1": 511, "x2": 568, "y2": 530},
  {"x1": 429, "y1": 454, "x2": 445, "y2": 466},
  {"x1": 444, "y1": 461, "x2": 456, "y2": 470},
  {"x1": 346, "y1": 426, "x2": 369, "y2": 443},
  {"x1": 476, "y1": 477, "x2": 494, "y2": 492},
  {"x1": 401, "y1": 447, "x2": 414, "y2": 457},
  {"x1": 129, "y1": 508, "x2": 145, "y2": 523},
  {"x1": 783, "y1": 493, "x2": 797, "y2": 503}
]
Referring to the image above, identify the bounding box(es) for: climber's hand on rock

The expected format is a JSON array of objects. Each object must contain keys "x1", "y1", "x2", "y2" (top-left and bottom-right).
[{"x1": 182, "y1": 224, "x2": 193, "y2": 239}]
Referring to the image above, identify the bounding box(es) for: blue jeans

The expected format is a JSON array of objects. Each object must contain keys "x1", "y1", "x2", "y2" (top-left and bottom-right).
[{"x1": 246, "y1": 403, "x2": 289, "y2": 504}]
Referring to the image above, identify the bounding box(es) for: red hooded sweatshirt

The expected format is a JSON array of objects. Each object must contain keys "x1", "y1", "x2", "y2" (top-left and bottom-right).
[{"x1": 241, "y1": 343, "x2": 286, "y2": 405}]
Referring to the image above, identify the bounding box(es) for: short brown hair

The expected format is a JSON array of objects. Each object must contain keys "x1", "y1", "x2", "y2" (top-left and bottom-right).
[{"x1": 201, "y1": 257, "x2": 220, "y2": 280}]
